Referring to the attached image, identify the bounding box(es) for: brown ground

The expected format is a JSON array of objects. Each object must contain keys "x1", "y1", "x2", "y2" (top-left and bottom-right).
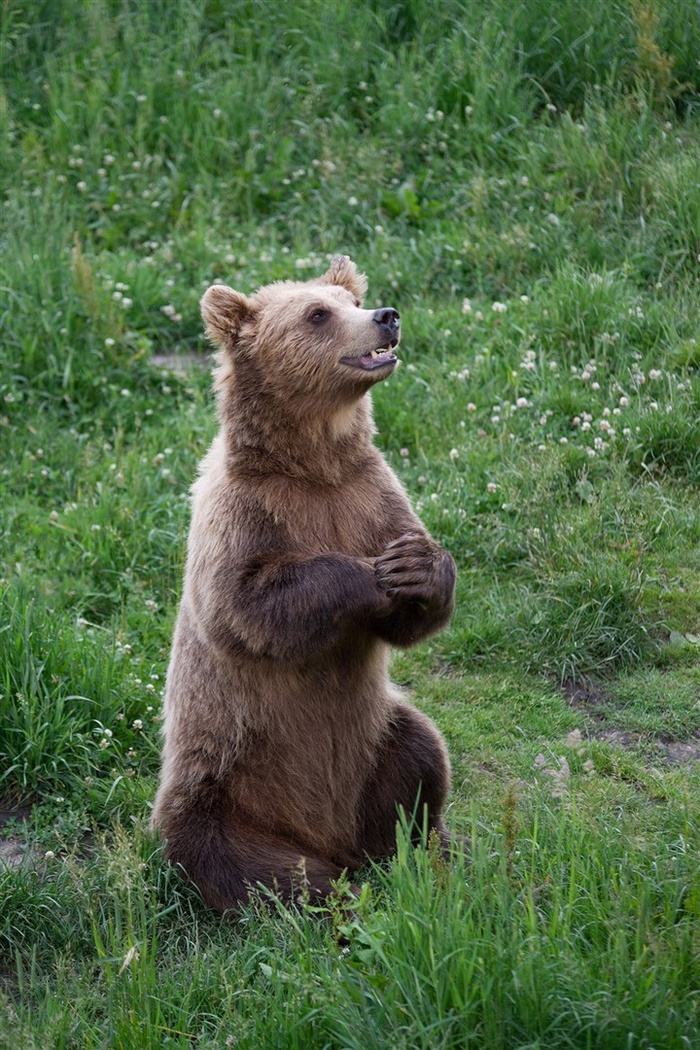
[{"x1": 562, "y1": 678, "x2": 700, "y2": 764}]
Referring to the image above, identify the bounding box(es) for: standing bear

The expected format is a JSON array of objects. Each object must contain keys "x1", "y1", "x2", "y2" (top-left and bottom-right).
[{"x1": 152, "y1": 256, "x2": 457, "y2": 910}]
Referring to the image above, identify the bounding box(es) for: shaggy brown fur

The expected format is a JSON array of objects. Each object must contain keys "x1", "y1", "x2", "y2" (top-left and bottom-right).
[{"x1": 151, "y1": 256, "x2": 457, "y2": 909}]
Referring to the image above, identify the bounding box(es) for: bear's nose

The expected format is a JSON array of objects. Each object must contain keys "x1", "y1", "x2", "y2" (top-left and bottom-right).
[{"x1": 373, "y1": 308, "x2": 400, "y2": 334}]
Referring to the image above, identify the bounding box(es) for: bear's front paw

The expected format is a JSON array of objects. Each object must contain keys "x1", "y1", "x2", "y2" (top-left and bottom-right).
[{"x1": 375, "y1": 533, "x2": 454, "y2": 609}]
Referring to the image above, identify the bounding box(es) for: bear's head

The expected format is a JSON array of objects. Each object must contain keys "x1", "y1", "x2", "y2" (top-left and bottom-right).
[{"x1": 200, "y1": 257, "x2": 400, "y2": 418}]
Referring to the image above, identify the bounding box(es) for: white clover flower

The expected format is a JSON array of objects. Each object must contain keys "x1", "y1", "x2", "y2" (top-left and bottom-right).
[
  {"x1": 648, "y1": 369, "x2": 662, "y2": 380},
  {"x1": 492, "y1": 301, "x2": 507, "y2": 313},
  {"x1": 462, "y1": 298, "x2": 472, "y2": 314},
  {"x1": 76, "y1": 181, "x2": 87, "y2": 192},
  {"x1": 449, "y1": 448, "x2": 459, "y2": 460},
  {"x1": 516, "y1": 397, "x2": 528, "y2": 408},
  {"x1": 486, "y1": 482, "x2": 497, "y2": 493},
  {"x1": 132, "y1": 719, "x2": 143, "y2": 730},
  {"x1": 467, "y1": 402, "x2": 477, "y2": 412}
]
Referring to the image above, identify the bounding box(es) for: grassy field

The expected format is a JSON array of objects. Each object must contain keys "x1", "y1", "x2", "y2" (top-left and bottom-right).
[{"x1": 1, "y1": 0, "x2": 700, "y2": 1046}]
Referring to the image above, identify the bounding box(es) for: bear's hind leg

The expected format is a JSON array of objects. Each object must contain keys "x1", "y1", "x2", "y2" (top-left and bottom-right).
[
  {"x1": 156, "y1": 782, "x2": 345, "y2": 911},
  {"x1": 355, "y1": 704, "x2": 452, "y2": 860}
]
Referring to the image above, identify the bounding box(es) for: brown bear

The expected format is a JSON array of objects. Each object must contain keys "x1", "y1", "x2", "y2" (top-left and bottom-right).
[{"x1": 151, "y1": 256, "x2": 457, "y2": 910}]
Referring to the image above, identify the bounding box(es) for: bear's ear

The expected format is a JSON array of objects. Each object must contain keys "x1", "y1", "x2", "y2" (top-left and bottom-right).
[
  {"x1": 200, "y1": 285, "x2": 253, "y2": 347},
  {"x1": 317, "y1": 255, "x2": 368, "y2": 302}
]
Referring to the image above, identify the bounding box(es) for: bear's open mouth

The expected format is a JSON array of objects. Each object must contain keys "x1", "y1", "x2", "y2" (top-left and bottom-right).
[{"x1": 340, "y1": 343, "x2": 399, "y2": 372}]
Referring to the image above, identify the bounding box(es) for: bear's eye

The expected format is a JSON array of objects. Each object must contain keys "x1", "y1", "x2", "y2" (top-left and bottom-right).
[{"x1": 309, "y1": 308, "x2": 330, "y2": 324}]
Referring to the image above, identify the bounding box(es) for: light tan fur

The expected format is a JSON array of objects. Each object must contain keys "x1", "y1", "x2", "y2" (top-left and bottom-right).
[{"x1": 152, "y1": 257, "x2": 456, "y2": 907}]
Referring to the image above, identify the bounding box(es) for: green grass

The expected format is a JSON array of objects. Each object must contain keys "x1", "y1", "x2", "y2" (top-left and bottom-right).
[{"x1": 1, "y1": 0, "x2": 700, "y2": 1046}]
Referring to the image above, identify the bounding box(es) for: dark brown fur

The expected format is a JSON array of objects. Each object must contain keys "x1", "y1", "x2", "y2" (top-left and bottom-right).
[{"x1": 151, "y1": 256, "x2": 456, "y2": 908}]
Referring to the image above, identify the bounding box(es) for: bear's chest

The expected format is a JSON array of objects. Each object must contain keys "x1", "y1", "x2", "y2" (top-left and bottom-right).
[{"x1": 259, "y1": 472, "x2": 407, "y2": 559}]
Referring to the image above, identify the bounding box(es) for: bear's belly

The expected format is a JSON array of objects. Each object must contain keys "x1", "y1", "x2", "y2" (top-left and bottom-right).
[{"x1": 162, "y1": 609, "x2": 398, "y2": 857}]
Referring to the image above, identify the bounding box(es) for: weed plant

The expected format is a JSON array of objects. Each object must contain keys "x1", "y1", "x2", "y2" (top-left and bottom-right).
[{"x1": 1, "y1": 1, "x2": 699, "y2": 1046}]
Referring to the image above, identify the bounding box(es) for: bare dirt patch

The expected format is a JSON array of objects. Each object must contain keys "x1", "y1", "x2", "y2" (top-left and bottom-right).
[
  {"x1": 0, "y1": 801, "x2": 33, "y2": 871},
  {"x1": 562, "y1": 678, "x2": 609, "y2": 719},
  {"x1": 561, "y1": 678, "x2": 700, "y2": 765},
  {"x1": 661, "y1": 737, "x2": 700, "y2": 764},
  {"x1": 152, "y1": 352, "x2": 209, "y2": 373}
]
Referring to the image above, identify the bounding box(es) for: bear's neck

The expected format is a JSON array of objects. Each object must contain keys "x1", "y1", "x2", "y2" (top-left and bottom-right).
[{"x1": 219, "y1": 392, "x2": 377, "y2": 485}]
